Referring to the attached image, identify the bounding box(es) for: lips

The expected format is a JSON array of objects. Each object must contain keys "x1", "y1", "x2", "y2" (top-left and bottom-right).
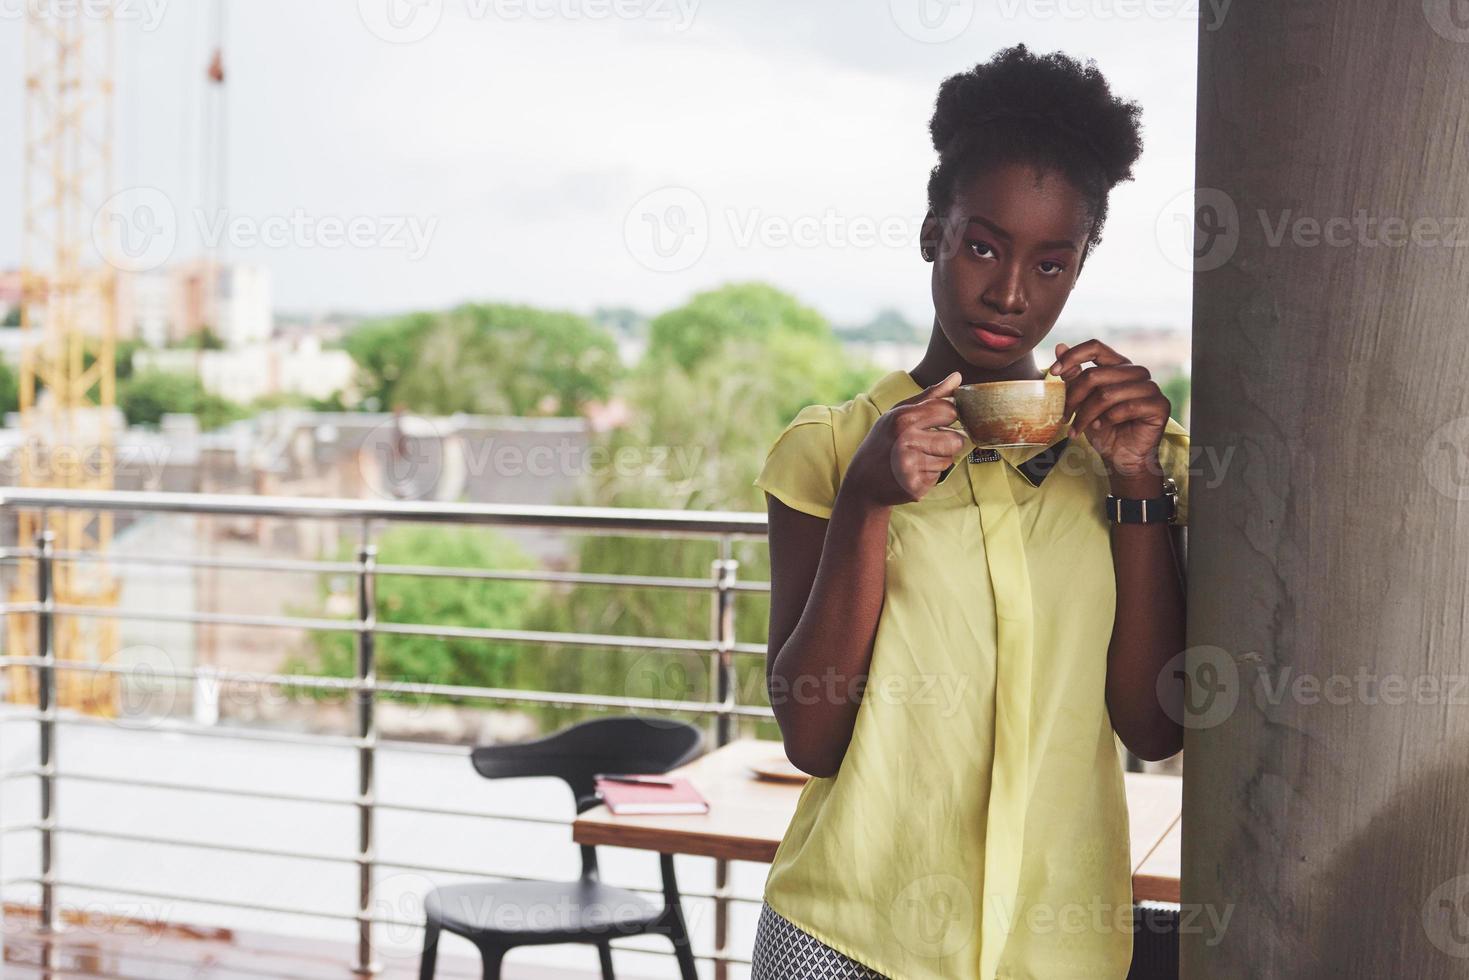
[{"x1": 969, "y1": 321, "x2": 1024, "y2": 351}]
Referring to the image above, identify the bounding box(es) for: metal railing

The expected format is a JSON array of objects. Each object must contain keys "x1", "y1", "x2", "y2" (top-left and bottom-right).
[{"x1": 0, "y1": 488, "x2": 775, "y2": 977}]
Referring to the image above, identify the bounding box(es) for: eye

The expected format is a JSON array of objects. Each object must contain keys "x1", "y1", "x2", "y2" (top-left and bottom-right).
[
  {"x1": 1038, "y1": 260, "x2": 1066, "y2": 276},
  {"x1": 966, "y1": 240, "x2": 995, "y2": 259}
]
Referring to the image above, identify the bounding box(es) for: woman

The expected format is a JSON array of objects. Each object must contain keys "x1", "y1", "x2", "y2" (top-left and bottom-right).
[{"x1": 749, "y1": 44, "x2": 1189, "y2": 980}]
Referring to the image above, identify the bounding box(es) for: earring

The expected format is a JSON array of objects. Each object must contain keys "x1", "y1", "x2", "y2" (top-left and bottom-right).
[{"x1": 921, "y1": 247, "x2": 933, "y2": 261}]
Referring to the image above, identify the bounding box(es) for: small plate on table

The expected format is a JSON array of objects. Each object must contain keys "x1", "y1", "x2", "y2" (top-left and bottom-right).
[{"x1": 749, "y1": 754, "x2": 811, "y2": 784}]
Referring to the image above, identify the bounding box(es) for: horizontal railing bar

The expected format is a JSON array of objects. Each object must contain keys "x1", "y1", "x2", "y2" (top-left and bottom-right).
[
  {"x1": 1, "y1": 876, "x2": 355, "y2": 923},
  {"x1": 0, "y1": 768, "x2": 574, "y2": 826},
  {"x1": 44, "y1": 548, "x2": 359, "y2": 576},
  {"x1": 372, "y1": 621, "x2": 717, "y2": 653},
  {"x1": 372, "y1": 562, "x2": 760, "y2": 593},
  {"x1": 0, "y1": 487, "x2": 769, "y2": 536},
  {"x1": 0, "y1": 661, "x2": 774, "y2": 718},
  {"x1": 36, "y1": 603, "x2": 357, "y2": 633},
  {"x1": 1, "y1": 547, "x2": 773, "y2": 593},
  {"x1": 370, "y1": 859, "x2": 751, "y2": 905},
  {"x1": 6, "y1": 769, "x2": 362, "y2": 808},
  {"x1": 0, "y1": 701, "x2": 773, "y2": 746},
  {"x1": 0, "y1": 710, "x2": 367, "y2": 748},
  {"x1": 2, "y1": 823, "x2": 360, "y2": 866},
  {"x1": 0, "y1": 877, "x2": 751, "y2": 963},
  {"x1": 3, "y1": 606, "x2": 745, "y2": 655}
]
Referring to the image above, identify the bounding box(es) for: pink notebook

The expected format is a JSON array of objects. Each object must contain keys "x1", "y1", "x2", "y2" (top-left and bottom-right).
[{"x1": 595, "y1": 776, "x2": 710, "y2": 815}]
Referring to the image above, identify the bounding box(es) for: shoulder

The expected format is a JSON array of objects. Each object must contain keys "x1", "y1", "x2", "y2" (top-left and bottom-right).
[{"x1": 753, "y1": 394, "x2": 881, "y2": 520}]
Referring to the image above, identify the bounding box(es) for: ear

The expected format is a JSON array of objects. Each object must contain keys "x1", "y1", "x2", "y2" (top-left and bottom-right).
[{"x1": 920, "y1": 210, "x2": 941, "y2": 262}]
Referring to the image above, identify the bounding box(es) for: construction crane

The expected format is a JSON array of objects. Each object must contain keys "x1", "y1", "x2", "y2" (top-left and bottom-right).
[{"x1": 6, "y1": 2, "x2": 121, "y2": 716}]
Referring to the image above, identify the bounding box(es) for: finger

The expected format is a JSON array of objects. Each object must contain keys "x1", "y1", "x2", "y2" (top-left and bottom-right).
[
  {"x1": 903, "y1": 427, "x2": 967, "y2": 459},
  {"x1": 1047, "y1": 338, "x2": 1130, "y2": 378},
  {"x1": 897, "y1": 394, "x2": 961, "y2": 432},
  {"x1": 1060, "y1": 364, "x2": 1152, "y2": 418},
  {"x1": 892, "y1": 371, "x2": 962, "y2": 409},
  {"x1": 1072, "y1": 385, "x2": 1165, "y2": 435},
  {"x1": 1091, "y1": 396, "x2": 1171, "y2": 433}
]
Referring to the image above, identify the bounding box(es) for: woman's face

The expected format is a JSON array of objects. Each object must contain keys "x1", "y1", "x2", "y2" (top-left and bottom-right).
[{"x1": 922, "y1": 163, "x2": 1093, "y2": 371}]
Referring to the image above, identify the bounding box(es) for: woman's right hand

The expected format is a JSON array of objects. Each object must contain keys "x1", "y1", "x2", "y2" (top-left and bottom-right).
[{"x1": 844, "y1": 371, "x2": 967, "y2": 507}]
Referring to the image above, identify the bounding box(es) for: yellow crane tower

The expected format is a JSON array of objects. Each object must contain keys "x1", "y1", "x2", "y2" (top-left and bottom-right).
[{"x1": 6, "y1": 1, "x2": 121, "y2": 716}]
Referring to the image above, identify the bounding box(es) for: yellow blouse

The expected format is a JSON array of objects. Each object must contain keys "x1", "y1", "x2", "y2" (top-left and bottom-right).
[{"x1": 753, "y1": 368, "x2": 1190, "y2": 980}]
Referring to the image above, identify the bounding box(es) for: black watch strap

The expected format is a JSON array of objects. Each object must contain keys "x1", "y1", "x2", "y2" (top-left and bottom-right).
[{"x1": 1105, "y1": 477, "x2": 1178, "y2": 524}]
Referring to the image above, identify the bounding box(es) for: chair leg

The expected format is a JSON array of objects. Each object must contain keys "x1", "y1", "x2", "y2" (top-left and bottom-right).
[
  {"x1": 418, "y1": 921, "x2": 440, "y2": 980},
  {"x1": 478, "y1": 943, "x2": 506, "y2": 980},
  {"x1": 597, "y1": 939, "x2": 616, "y2": 979},
  {"x1": 659, "y1": 852, "x2": 699, "y2": 980}
]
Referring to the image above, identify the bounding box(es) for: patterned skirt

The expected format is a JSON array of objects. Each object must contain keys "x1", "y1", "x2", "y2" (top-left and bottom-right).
[{"x1": 750, "y1": 900, "x2": 889, "y2": 979}]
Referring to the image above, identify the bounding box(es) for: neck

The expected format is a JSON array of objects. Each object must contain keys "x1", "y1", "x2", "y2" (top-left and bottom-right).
[{"x1": 909, "y1": 318, "x2": 1046, "y2": 387}]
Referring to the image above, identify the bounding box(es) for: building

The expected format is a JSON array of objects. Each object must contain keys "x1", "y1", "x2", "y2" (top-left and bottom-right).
[
  {"x1": 132, "y1": 334, "x2": 356, "y2": 405},
  {"x1": 116, "y1": 260, "x2": 273, "y2": 348}
]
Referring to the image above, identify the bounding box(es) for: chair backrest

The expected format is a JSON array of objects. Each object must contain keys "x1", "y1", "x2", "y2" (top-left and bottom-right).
[{"x1": 470, "y1": 715, "x2": 705, "y2": 812}]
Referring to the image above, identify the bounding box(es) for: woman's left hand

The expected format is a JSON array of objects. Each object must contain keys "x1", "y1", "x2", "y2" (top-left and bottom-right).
[{"x1": 1047, "y1": 339, "x2": 1170, "y2": 479}]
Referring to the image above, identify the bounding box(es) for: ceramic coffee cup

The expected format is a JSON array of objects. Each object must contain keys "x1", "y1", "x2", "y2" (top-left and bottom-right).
[{"x1": 950, "y1": 375, "x2": 1070, "y2": 448}]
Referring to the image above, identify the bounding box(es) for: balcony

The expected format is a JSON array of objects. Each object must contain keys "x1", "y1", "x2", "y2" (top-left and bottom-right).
[{"x1": 0, "y1": 488, "x2": 774, "y2": 979}]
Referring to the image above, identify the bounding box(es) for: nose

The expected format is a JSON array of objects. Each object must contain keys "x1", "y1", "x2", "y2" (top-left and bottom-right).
[{"x1": 981, "y1": 260, "x2": 1026, "y2": 317}]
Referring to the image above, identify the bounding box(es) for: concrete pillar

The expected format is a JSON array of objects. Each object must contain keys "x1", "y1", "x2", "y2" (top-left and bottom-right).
[{"x1": 1184, "y1": 2, "x2": 1469, "y2": 976}]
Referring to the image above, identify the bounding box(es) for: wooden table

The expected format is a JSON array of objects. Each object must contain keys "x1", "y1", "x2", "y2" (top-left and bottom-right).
[{"x1": 573, "y1": 738, "x2": 1181, "y2": 903}]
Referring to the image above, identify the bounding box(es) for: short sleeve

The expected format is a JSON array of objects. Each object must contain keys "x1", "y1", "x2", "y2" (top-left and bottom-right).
[
  {"x1": 1158, "y1": 416, "x2": 1191, "y2": 527},
  {"x1": 753, "y1": 404, "x2": 839, "y2": 519}
]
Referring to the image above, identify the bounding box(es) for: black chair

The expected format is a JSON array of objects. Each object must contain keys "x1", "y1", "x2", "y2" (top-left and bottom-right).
[{"x1": 419, "y1": 716, "x2": 707, "y2": 980}]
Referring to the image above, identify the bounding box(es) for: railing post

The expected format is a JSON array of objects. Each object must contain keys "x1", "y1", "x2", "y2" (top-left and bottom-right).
[
  {"x1": 354, "y1": 540, "x2": 379, "y2": 975},
  {"x1": 708, "y1": 541, "x2": 738, "y2": 980},
  {"x1": 36, "y1": 528, "x2": 57, "y2": 934},
  {"x1": 709, "y1": 542, "x2": 737, "y2": 749}
]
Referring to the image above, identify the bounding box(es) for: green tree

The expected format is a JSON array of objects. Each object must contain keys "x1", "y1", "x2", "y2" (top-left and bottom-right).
[
  {"x1": 0, "y1": 360, "x2": 18, "y2": 416},
  {"x1": 119, "y1": 369, "x2": 248, "y2": 430},
  {"x1": 286, "y1": 524, "x2": 542, "y2": 704},
  {"x1": 342, "y1": 312, "x2": 437, "y2": 410},
  {"x1": 516, "y1": 283, "x2": 876, "y2": 735},
  {"x1": 345, "y1": 304, "x2": 619, "y2": 416},
  {"x1": 172, "y1": 326, "x2": 225, "y2": 351},
  {"x1": 838, "y1": 308, "x2": 923, "y2": 344},
  {"x1": 645, "y1": 282, "x2": 830, "y2": 373},
  {"x1": 394, "y1": 304, "x2": 620, "y2": 416},
  {"x1": 1160, "y1": 372, "x2": 1191, "y2": 424},
  {"x1": 81, "y1": 338, "x2": 144, "y2": 381}
]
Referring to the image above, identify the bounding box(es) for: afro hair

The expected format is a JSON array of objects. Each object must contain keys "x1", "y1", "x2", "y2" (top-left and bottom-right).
[{"x1": 926, "y1": 43, "x2": 1144, "y2": 264}]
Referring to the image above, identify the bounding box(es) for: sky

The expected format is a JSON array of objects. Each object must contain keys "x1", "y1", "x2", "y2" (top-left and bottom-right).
[{"x1": 0, "y1": 0, "x2": 1202, "y2": 330}]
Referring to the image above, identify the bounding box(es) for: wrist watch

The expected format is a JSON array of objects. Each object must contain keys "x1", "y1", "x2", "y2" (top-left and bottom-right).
[{"x1": 1105, "y1": 476, "x2": 1179, "y2": 525}]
